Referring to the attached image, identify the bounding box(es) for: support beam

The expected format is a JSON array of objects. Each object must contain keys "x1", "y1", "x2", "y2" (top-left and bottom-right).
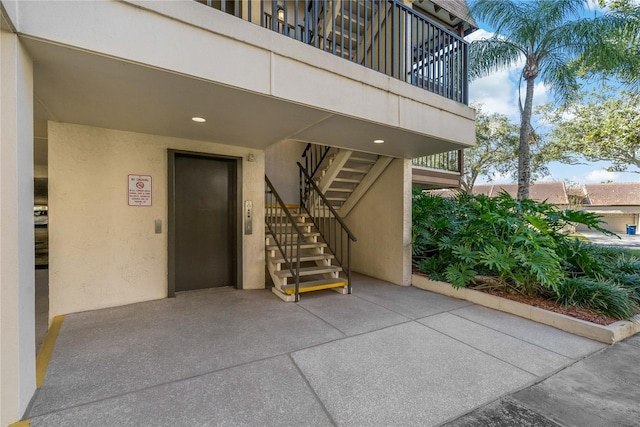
[
  {"x1": 0, "y1": 28, "x2": 36, "y2": 426},
  {"x1": 318, "y1": 149, "x2": 352, "y2": 193}
]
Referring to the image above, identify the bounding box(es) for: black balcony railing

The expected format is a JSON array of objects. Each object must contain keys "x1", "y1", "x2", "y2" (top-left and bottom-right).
[
  {"x1": 412, "y1": 150, "x2": 461, "y2": 173},
  {"x1": 196, "y1": 0, "x2": 469, "y2": 105}
]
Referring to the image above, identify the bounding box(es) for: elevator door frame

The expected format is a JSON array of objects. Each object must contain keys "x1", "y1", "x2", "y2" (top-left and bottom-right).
[{"x1": 167, "y1": 149, "x2": 243, "y2": 297}]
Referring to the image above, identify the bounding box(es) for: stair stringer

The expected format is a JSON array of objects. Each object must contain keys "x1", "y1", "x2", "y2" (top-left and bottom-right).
[
  {"x1": 317, "y1": 149, "x2": 353, "y2": 193},
  {"x1": 338, "y1": 156, "x2": 393, "y2": 217}
]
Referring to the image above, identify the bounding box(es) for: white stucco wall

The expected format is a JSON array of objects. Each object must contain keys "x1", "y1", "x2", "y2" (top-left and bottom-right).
[
  {"x1": 265, "y1": 139, "x2": 305, "y2": 205},
  {"x1": 48, "y1": 123, "x2": 265, "y2": 320},
  {"x1": 12, "y1": 0, "x2": 475, "y2": 151},
  {"x1": 575, "y1": 212, "x2": 639, "y2": 233},
  {"x1": 0, "y1": 30, "x2": 35, "y2": 426},
  {"x1": 344, "y1": 159, "x2": 412, "y2": 286}
]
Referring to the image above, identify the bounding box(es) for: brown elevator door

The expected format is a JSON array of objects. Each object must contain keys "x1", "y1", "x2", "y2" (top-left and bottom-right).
[{"x1": 174, "y1": 155, "x2": 236, "y2": 292}]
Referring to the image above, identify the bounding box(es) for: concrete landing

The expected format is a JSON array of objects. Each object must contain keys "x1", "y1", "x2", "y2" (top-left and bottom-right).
[{"x1": 27, "y1": 273, "x2": 613, "y2": 426}]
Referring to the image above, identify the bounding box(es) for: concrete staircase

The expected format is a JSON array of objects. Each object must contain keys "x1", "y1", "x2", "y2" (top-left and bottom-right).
[
  {"x1": 266, "y1": 207, "x2": 348, "y2": 302},
  {"x1": 265, "y1": 144, "x2": 389, "y2": 302},
  {"x1": 314, "y1": 148, "x2": 393, "y2": 216}
]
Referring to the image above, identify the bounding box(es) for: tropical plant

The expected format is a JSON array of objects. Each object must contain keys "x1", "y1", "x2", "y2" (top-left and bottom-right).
[
  {"x1": 412, "y1": 189, "x2": 640, "y2": 319},
  {"x1": 555, "y1": 277, "x2": 636, "y2": 319},
  {"x1": 468, "y1": 0, "x2": 627, "y2": 200}
]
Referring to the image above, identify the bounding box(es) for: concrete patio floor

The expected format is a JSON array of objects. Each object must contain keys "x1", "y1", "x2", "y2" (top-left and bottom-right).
[{"x1": 27, "y1": 273, "x2": 634, "y2": 426}]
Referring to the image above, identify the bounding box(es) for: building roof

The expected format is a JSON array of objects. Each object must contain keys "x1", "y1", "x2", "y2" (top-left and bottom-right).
[
  {"x1": 566, "y1": 186, "x2": 588, "y2": 205},
  {"x1": 471, "y1": 182, "x2": 569, "y2": 205},
  {"x1": 583, "y1": 183, "x2": 640, "y2": 206},
  {"x1": 470, "y1": 184, "x2": 492, "y2": 197}
]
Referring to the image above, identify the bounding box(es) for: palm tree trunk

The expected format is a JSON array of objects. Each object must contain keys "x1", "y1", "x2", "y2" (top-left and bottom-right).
[{"x1": 517, "y1": 77, "x2": 535, "y2": 200}]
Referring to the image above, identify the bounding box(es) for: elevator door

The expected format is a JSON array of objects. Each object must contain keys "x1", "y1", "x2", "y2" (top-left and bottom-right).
[{"x1": 174, "y1": 154, "x2": 236, "y2": 292}]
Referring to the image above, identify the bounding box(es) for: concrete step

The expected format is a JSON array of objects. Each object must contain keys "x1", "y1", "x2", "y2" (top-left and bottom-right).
[
  {"x1": 265, "y1": 203, "x2": 300, "y2": 209},
  {"x1": 265, "y1": 213, "x2": 308, "y2": 223},
  {"x1": 266, "y1": 231, "x2": 320, "y2": 239},
  {"x1": 333, "y1": 177, "x2": 361, "y2": 184},
  {"x1": 268, "y1": 253, "x2": 335, "y2": 264},
  {"x1": 348, "y1": 156, "x2": 377, "y2": 164},
  {"x1": 326, "y1": 187, "x2": 354, "y2": 193},
  {"x1": 279, "y1": 278, "x2": 347, "y2": 295},
  {"x1": 265, "y1": 242, "x2": 327, "y2": 251},
  {"x1": 267, "y1": 221, "x2": 314, "y2": 228},
  {"x1": 274, "y1": 265, "x2": 342, "y2": 278},
  {"x1": 340, "y1": 167, "x2": 368, "y2": 174}
]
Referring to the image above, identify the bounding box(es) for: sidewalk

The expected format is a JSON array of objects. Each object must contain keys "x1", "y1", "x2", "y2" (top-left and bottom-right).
[
  {"x1": 446, "y1": 332, "x2": 640, "y2": 426},
  {"x1": 579, "y1": 230, "x2": 640, "y2": 250},
  {"x1": 27, "y1": 274, "x2": 619, "y2": 426}
]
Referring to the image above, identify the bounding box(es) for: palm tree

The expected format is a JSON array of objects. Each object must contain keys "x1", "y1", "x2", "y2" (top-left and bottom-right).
[
  {"x1": 578, "y1": 1, "x2": 640, "y2": 92},
  {"x1": 468, "y1": 0, "x2": 622, "y2": 200}
]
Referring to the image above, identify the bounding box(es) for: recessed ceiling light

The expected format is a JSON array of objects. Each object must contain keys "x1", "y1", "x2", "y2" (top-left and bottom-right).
[
  {"x1": 191, "y1": 117, "x2": 206, "y2": 123},
  {"x1": 373, "y1": 139, "x2": 384, "y2": 144}
]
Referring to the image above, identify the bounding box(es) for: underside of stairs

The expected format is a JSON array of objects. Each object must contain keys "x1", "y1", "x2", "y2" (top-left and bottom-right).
[
  {"x1": 314, "y1": 148, "x2": 393, "y2": 216},
  {"x1": 266, "y1": 207, "x2": 348, "y2": 302}
]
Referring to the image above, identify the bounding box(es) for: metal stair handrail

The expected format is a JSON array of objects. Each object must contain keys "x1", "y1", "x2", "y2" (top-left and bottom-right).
[
  {"x1": 298, "y1": 162, "x2": 356, "y2": 293},
  {"x1": 302, "y1": 143, "x2": 331, "y2": 180},
  {"x1": 265, "y1": 175, "x2": 304, "y2": 301},
  {"x1": 198, "y1": 0, "x2": 469, "y2": 105}
]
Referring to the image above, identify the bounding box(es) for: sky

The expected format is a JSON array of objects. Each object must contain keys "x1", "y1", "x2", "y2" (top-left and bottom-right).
[{"x1": 465, "y1": 0, "x2": 640, "y2": 187}]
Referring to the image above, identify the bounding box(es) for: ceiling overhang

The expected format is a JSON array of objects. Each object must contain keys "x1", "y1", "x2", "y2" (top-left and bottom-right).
[{"x1": 25, "y1": 37, "x2": 467, "y2": 160}]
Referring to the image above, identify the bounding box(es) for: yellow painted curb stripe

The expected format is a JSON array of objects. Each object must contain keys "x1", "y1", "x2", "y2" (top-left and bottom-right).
[
  {"x1": 8, "y1": 420, "x2": 30, "y2": 426},
  {"x1": 36, "y1": 315, "x2": 64, "y2": 388}
]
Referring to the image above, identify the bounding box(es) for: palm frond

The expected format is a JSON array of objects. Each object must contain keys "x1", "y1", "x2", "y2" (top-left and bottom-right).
[
  {"x1": 543, "y1": 17, "x2": 609, "y2": 58},
  {"x1": 538, "y1": 53, "x2": 580, "y2": 103},
  {"x1": 536, "y1": 0, "x2": 588, "y2": 27},
  {"x1": 469, "y1": 0, "x2": 528, "y2": 39},
  {"x1": 469, "y1": 37, "x2": 523, "y2": 79}
]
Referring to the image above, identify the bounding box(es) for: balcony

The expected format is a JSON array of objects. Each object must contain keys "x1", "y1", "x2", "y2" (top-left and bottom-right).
[
  {"x1": 412, "y1": 150, "x2": 463, "y2": 189},
  {"x1": 197, "y1": 0, "x2": 469, "y2": 105}
]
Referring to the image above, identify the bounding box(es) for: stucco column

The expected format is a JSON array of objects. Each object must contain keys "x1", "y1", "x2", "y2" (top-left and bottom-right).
[
  {"x1": 0, "y1": 28, "x2": 36, "y2": 425},
  {"x1": 345, "y1": 158, "x2": 412, "y2": 286}
]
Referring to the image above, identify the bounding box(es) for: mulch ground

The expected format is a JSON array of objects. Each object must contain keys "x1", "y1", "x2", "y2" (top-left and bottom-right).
[
  {"x1": 478, "y1": 287, "x2": 618, "y2": 326},
  {"x1": 413, "y1": 270, "x2": 618, "y2": 326}
]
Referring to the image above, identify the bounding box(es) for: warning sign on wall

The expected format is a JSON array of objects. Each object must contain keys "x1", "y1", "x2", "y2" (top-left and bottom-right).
[{"x1": 128, "y1": 175, "x2": 152, "y2": 206}]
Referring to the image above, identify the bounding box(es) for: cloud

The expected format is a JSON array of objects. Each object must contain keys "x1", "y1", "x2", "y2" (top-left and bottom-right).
[
  {"x1": 586, "y1": 0, "x2": 602, "y2": 11},
  {"x1": 466, "y1": 29, "x2": 517, "y2": 117},
  {"x1": 469, "y1": 56, "x2": 549, "y2": 125},
  {"x1": 465, "y1": 28, "x2": 494, "y2": 42},
  {"x1": 466, "y1": 31, "x2": 551, "y2": 123},
  {"x1": 585, "y1": 169, "x2": 619, "y2": 183},
  {"x1": 470, "y1": 68, "x2": 520, "y2": 121},
  {"x1": 532, "y1": 82, "x2": 549, "y2": 106},
  {"x1": 586, "y1": 0, "x2": 639, "y2": 12}
]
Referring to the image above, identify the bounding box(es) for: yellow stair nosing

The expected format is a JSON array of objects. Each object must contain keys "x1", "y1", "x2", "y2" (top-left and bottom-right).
[{"x1": 283, "y1": 280, "x2": 348, "y2": 295}]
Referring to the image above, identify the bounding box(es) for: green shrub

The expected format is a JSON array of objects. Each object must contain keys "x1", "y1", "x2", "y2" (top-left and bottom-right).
[
  {"x1": 555, "y1": 277, "x2": 638, "y2": 320},
  {"x1": 412, "y1": 189, "x2": 640, "y2": 319}
]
